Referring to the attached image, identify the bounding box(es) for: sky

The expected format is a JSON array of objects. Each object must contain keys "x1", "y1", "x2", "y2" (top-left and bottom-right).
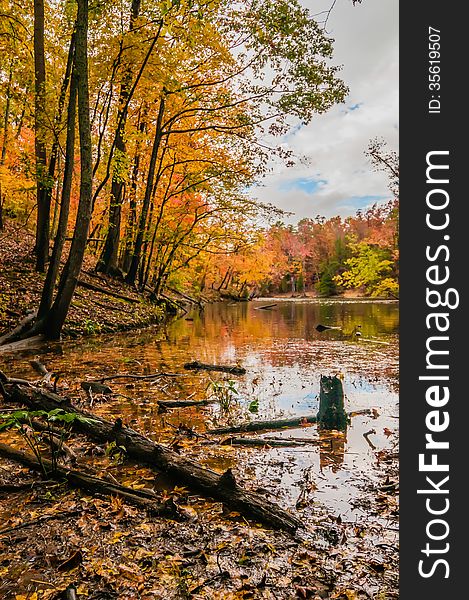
[{"x1": 254, "y1": 0, "x2": 399, "y2": 223}]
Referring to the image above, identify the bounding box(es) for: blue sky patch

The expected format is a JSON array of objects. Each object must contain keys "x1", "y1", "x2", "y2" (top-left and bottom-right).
[
  {"x1": 279, "y1": 178, "x2": 327, "y2": 194},
  {"x1": 338, "y1": 195, "x2": 389, "y2": 209}
]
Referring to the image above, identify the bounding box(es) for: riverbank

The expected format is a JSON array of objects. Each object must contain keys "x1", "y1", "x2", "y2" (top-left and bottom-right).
[{"x1": 0, "y1": 224, "x2": 167, "y2": 339}]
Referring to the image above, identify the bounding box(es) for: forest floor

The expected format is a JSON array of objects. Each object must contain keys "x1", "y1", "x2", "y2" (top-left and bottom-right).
[
  {"x1": 0, "y1": 395, "x2": 399, "y2": 600},
  {"x1": 0, "y1": 222, "x2": 166, "y2": 339}
]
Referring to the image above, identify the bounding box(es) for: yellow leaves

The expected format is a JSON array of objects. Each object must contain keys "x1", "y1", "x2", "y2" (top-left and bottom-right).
[
  {"x1": 118, "y1": 563, "x2": 144, "y2": 583},
  {"x1": 15, "y1": 595, "x2": 38, "y2": 600},
  {"x1": 110, "y1": 530, "x2": 131, "y2": 544}
]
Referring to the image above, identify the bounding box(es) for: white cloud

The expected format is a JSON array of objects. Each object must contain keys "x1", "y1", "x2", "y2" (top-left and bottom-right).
[{"x1": 255, "y1": 0, "x2": 399, "y2": 222}]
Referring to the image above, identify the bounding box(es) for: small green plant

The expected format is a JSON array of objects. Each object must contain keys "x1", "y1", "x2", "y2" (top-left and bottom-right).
[
  {"x1": 208, "y1": 379, "x2": 239, "y2": 413},
  {"x1": 105, "y1": 440, "x2": 128, "y2": 465},
  {"x1": 83, "y1": 319, "x2": 101, "y2": 335},
  {"x1": 0, "y1": 409, "x2": 96, "y2": 476},
  {"x1": 248, "y1": 398, "x2": 259, "y2": 414}
]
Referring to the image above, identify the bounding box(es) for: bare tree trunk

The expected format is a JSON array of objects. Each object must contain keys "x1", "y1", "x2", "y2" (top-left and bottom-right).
[
  {"x1": 42, "y1": 0, "x2": 92, "y2": 339},
  {"x1": 1, "y1": 60, "x2": 13, "y2": 164},
  {"x1": 121, "y1": 113, "x2": 145, "y2": 272},
  {"x1": 125, "y1": 95, "x2": 165, "y2": 285},
  {"x1": 38, "y1": 59, "x2": 78, "y2": 319},
  {"x1": 96, "y1": 0, "x2": 141, "y2": 275},
  {"x1": 34, "y1": 0, "x2": 50, "y2": 273}
]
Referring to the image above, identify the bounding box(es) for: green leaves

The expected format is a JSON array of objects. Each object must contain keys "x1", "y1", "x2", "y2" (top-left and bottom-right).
[{"x1": 334, "y1": 242, "x2": 399, "y2": 298}]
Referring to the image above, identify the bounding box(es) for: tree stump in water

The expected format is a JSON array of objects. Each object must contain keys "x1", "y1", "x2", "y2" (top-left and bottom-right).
[{"x1": 317, "y1": 375, "x2": 347, "y2": 431}]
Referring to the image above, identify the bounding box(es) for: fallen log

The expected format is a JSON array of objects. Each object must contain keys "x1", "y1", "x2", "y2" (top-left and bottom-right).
[
  {"x1": 208, "y1": 415, "x2": 318, "y2": 435},
  {"x1": 0, "y1": 334, "x2": 48, "y2": 354},
  {"x1": 158, "y1": 399, "x2": 214, "y2": 410},
  {"x1": 1, "y1": 379, "x2": 301, "y2": 532},
  {"x1": 0, "y1": 442, "x2": 178, "y2": 517},
  {"x1": 167, "y1": 287, "x2": 204, "y2": 308},
  {"x1": 254, "y1": 304, "x2": 277, "y2": 311},
  {"x1": 210, "y1": 378, "x2": 350, "y2": 436},
  {"x1": 221, "y1": 437, "x2": 307, "y2": 448},
  {"x1": 0, "y1": 311, "x2": 37, "y2": 346},
  {"x1": 92, "y1": 371, "x2": 181, "y2": 383},
  {"x1": 184, "y1": 361, "x2": 246, "y2": 375}
]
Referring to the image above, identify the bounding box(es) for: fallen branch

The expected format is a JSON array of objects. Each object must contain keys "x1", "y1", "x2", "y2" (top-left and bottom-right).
[
  {"x1": 0, "y1": 507, "x2": 81, "y2": 536},
  {"x1": 92, "y1": 372, "x2": 181, "y2": 383},
  {"x1": 0, "y1": 334, "x2": 47, "y2": 354},
  {"x1": 3, "y1": 379, "x2": 302, "y2": 532},
  {"x1": 363, "y1": 429, "x2": 377, "y2": 450},
  {"x1": 0, "y1": 442, "x2": 178, "y2": 518},
  {"x1": 221, "y1": 436, "x2": 307, "y2": 448},
  {"x1": 0, "y1": 479, "x2": 55, "y2": 493},
  {"x1": 167, "y1": 287, "x2": 204, "y2": 308},
  {"x1": 184, "y1": 361, "x2": 246, "y2": 375},
  {"x1": 254, "y1": 304, "x2": 277, "y2": 311},
  {"x1": 158, "y1": 399, "x2": 214, "y2": 410},
  {"x1": 0, "y1": 311, "x2": 37, "y2": 346},
  {"x1": 208, "y1": 415, "x2": 318, "y2": 435}
]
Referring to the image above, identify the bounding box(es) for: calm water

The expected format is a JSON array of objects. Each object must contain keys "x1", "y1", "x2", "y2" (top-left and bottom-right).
[{"x1": 0, "y1": 299, "x2": 399, "y2": 520}]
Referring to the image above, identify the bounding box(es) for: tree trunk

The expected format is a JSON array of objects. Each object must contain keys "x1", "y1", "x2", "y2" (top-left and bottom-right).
[
  {"x1": 4, "y1": 381, "x2": 302, "y2": 533},
  {"x1": 317, "y1": 375, "x2": 347, "y2": 431},
  {"x1": 38, "y1": 58, "x2": 78, "y2": 318},
  {"x1": 125, "y1": 95, "x2": 165, "y2": 285},
  {"x1": 0, "y1": 442, "x2": 177, "y2": 517},
  {"x1": 96, "y1": 0, "x2": 142, "y2": 275},
  {"x1": 121, "y1": 113, "x2": 146, "y2": 272},
  {"x1": 34, "y1": 0, "x2": 49, "y2": 272},
  {"x1": 1, "y1": 60, "x2": 13, "y2": 164},
  {"x1": 42, "y1": 0, "x2": 92, "y2": 339}
]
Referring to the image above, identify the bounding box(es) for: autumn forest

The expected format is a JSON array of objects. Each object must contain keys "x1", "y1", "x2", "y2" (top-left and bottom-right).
[{"x1": 0, "y1": 1, "x2": 399, "y2": 598}]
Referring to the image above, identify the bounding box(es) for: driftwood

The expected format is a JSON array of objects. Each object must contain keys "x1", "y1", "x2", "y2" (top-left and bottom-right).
[
  {"x1": 2, "y1": 380, "x2": 301, "y2": 532},
  {"x1": 254, "y1": 304, "x2": 277, "y2": 311},
  {"x1": 0, "y1": 442, "x2": 179, "y2": 517},
  {"x1": 209, "y1": 415, "x2": 318, "y2": 435},
  {"x1": 92, "y1": 372, "x2": 181, "y2": 383},
  {"x1": 184, "y1": 361, "x2": 246, "y2": 375},
  {"x1": 221, "y1": 436, "x2": 307, "y2": 448},
  {"x1": 0, "y1": 334, "x2": 47, "y2": 354},
  {"x1": 0, "y1": 311, "x2": 37, "y2": 346},
  {"x1": 76, "y1": 279, "x2": 140, "y2": 304},
  {"x1": 158, "y1": 399, "x2": 213, "y2": 410}
]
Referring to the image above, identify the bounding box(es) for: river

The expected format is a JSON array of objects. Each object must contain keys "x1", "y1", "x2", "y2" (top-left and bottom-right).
[{"x1": 1, "y1": 299, "x2": 399, "y2": 524}]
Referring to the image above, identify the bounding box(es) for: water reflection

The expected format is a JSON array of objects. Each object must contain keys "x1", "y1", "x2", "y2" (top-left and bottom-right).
[{"x1": 0, "y1": 299, "x2": 399, "y2": 519}]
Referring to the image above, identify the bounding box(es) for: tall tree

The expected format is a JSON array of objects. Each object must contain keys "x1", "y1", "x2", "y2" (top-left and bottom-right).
[
  {"x1": 95, "y1": 0, "x2": 141, "y2": 275},
  {"x1": 42, "y1": 0, "x2": 92, "y2": 339},
  {"x1": 38, "y1": 52, "x2": 78, "y2": 319},
  {"x1": 33, "y1": 0, "x2": 49, "y2": 272}
]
